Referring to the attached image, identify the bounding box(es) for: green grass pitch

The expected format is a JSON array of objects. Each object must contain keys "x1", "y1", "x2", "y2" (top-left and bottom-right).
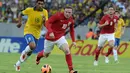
[{"x1": 0, "y1": 53, "x2": 130, "y2": 73}]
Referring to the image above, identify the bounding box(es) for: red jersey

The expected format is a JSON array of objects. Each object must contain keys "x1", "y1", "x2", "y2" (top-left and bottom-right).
[
  {"x1": 99, "y1": 14, "x2": 118, "y2": 34},
  {"x1": 45, "y1": 12, "x2": 75, "y2": 42}
]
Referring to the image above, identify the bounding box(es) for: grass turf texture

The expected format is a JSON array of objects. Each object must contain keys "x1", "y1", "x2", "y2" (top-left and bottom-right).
[{"x1": 0, "y1": 53, "x2": 130, "y2": 73}]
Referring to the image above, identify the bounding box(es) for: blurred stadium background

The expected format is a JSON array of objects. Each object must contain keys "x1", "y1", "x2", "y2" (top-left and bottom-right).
[{"x1": 0, "y1": 0, "x2": 130, "y2": 73}]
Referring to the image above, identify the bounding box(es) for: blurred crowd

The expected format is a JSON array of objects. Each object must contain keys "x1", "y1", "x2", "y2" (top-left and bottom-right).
[
  {"x1": 0, "y1": 0, "x2": 102, "y2": 23},
  {"x1": 0, "y1": 0, "x2": 130, "y2": 28}
]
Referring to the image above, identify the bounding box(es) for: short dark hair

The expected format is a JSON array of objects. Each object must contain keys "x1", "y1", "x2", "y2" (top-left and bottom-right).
[
  {"x1": 64, "y1": 6, "x2": 73, "y2": 10},
  {"x1": 115, "y1": 10, "x2": 122, "y2": 17},
  {"x1": 36, "y1": 0, "x2": 44, "y2": 3},
  {"x1": 89, "y1": 28, "x2": 93, "y2": 31},
  {"x1": 115, "y1": 10, "x2": 120, "y2": 13}
]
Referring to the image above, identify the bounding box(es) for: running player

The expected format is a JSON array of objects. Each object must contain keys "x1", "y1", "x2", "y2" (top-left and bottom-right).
[
  {"x1": 113, "y1": 11, "x2": 125, "y2": 63},
  {"x1": 14, "y1": 0, "x2": 48, "y2": 71},
  {"x1": 36, "y1": 6, "x2": 77, "y2": 73},
  {"x1": 94, "y1": 7, "x2": 118, "y2": 66}
]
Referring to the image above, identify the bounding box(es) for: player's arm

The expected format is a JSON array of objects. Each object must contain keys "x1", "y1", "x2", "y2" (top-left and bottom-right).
[
  {"x1": 121, "y1": 19, "x2": 126, "y2": 35},
  {"x1": 114, "y1": 22, "x2": 118, "y2": 31},
  {"x1": 45, "y1": 13, "x2": 60, "y2": 33},
  {"x1": 17, "y1": 12, "x2": 23, "y2": 28},
  {"x1": 70, "y1": 20, "x2": 75, "y2": 43},
  {"x1": 43, "y1": 9, "x2": 48, "y2": 25},
  {"x1": 45, "y1": 13, "x2": 60, "y2": 39},
  {"x1": 98, "y1": 16, "x2": 109, "y2": 28},
  {"x1": 17, "y1": 8, "x2": 30, "y2": 28},
  {"x1": 114, "y1": 16, "x2": 119, "y2": 31},
  {"x1": 121, "y1": 26, "x2": 125, "y2": 35},
  {"x1": 98, "y1": 21, "x2": 109, "y2": 28}
]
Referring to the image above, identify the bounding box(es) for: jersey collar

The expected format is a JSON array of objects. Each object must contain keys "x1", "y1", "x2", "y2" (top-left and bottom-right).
[{"x1": 33, "y1": 6, "x2": 43, "y2": 11}]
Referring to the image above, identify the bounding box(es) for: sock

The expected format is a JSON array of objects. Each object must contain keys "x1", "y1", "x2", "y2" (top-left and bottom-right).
[
  {"x1": 19, "y1": 51, "x2": 27, "y2": 62},
  {"x1": 95, "y1": 49, "x2": 101, "y2": 61},
  {"x1": 106, "y1": 47, "x2": 113, "y2": 57},
  {"x1": 65, "y1": 54, "x2": 73, "y2": 71},
  {"x1": 16, "y1": 60, "x2": 21, "y2": 66},
  {"x1": 15, "y1": 51, "x2": 25, "y2": 66},
  {"x1": 36, "y1": 50, "x2": 44, "y2": 61},
  {"x1": 24, "y1": 45, "x2": 32, "y2": 53},
  {"x1": 113, "y1": 49, "x2": 118, "y2": 61},
  {"x1": 16, "y1": 45, "x2": 32, "y2": 66}
]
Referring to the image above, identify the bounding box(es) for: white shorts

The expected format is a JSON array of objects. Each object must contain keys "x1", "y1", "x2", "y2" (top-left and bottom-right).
[
  {"x1": 44, "y1": 36, "x2": 68, "y2": 53},
  {"x1": 98, "y1": 33, "x2": 115, "y2": 47}
]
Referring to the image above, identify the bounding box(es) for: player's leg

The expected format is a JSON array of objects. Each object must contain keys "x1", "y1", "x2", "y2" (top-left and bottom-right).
[
  {"x1": 94, "y1": 34, "x2": 106, "y2": 66},
  {"x1": 56, "y1": 36, "x2": 77, "y2": 73},
  {"x1": 36, "y1": 39, "x2": 54, "y2": 65},
  {"x1": 15, "y1": 34, "x2": 38, "y2": 71},
  {"x1": 105, "y1": 34, "x2": 115, "y2": 63},
  {"x1": 113, "y1": 38, "x2": 120, "y2": 62}
]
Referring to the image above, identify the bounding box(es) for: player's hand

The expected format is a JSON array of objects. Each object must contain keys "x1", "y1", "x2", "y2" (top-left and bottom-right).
[
  {"x1": 41, "y1": 14, "x2": 46, "y2": 23},
  {"x1": 72, "y1": 42, "x2": 77, "y2": 49},
  {"x1": 104, "y1": 21, "x2": 109, "y2": 26},
  {"x1": 43, "y1": 16, "x2": 46, "y2": 23},
  {"x1": 17, "y1": 22, "x2": 22, "y2": 28},
  {"x1": 49, "y1": 32, "x2": 55, "y2": 39}
]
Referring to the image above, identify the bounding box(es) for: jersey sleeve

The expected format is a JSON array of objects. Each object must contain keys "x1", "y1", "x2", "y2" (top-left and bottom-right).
[
  {"x1": 99, "y1": 15, "x2": 106, "y2": 25},
  {"x1": 45, "y1": 12, "x2": 60, "y2": 33},
  {"x1": 121, "y1": 18, "x2": 125, "y2": 26},
  {"x1": 44, "y1": 9, "x2": 48, "y2": 21},
  {"x1": 22, "y1": 8, "x2": 31, "y2": 15},
  {"x1": 70, "y1": 20, "x2": 75, "y2": 42}
]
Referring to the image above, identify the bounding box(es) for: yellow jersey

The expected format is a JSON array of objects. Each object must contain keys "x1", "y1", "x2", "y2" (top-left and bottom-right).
[
  {"x1": 22, "y1": 7, "x2": 48, "y2": 39},
  {"x1": 115, "y1": 18, "x2": 125, "y2": 38}
]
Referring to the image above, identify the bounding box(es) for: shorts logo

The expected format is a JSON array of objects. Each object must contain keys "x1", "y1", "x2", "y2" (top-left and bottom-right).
[{"x1": 28, "y1": 37, "x2": 31, "y2": 41}]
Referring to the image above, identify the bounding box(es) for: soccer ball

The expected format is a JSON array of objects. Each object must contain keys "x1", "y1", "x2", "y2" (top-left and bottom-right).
[{"x1": 41, "y1": 64, "x2": 52, "y2": 73}]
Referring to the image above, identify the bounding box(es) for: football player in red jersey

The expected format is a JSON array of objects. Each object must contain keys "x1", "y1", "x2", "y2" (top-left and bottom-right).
[
  {"x1": 36, "y1": 6, "x2": 77, "y2": 73},
  {"x1": 94, "y1": 7, "x2": 118, "y2": 66}
]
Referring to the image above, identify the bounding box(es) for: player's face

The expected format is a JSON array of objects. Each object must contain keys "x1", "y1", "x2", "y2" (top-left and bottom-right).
[
  {"x1": 64, "y1": 8, "x2": 72, "y2": 19},
  {"x1": 36, "y1": 1, "x2": 44, "y2": 9},
  {"x1": 108, "y1": 8, "x2": 115, "y2": 15},
  {"x1": 115, "y1": 12, "x2": 120, "y2": 18}
]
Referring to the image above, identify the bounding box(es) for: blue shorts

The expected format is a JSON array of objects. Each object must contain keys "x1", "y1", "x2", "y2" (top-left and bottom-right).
[
  {"x1": 114, "y1": 38, "x2": 120, "y2": 47},
  {"x1": 24, "y1": 34, "x2": 38, "y2": 46}
]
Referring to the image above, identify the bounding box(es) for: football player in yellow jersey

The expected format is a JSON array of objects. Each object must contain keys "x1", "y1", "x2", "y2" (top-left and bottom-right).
[
  {"x1": 14, "y1": 0, "x2": 48, "y2": 71},
  {"x1": 113, "y1": 11, "x2": 125, "y2": 63}
]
